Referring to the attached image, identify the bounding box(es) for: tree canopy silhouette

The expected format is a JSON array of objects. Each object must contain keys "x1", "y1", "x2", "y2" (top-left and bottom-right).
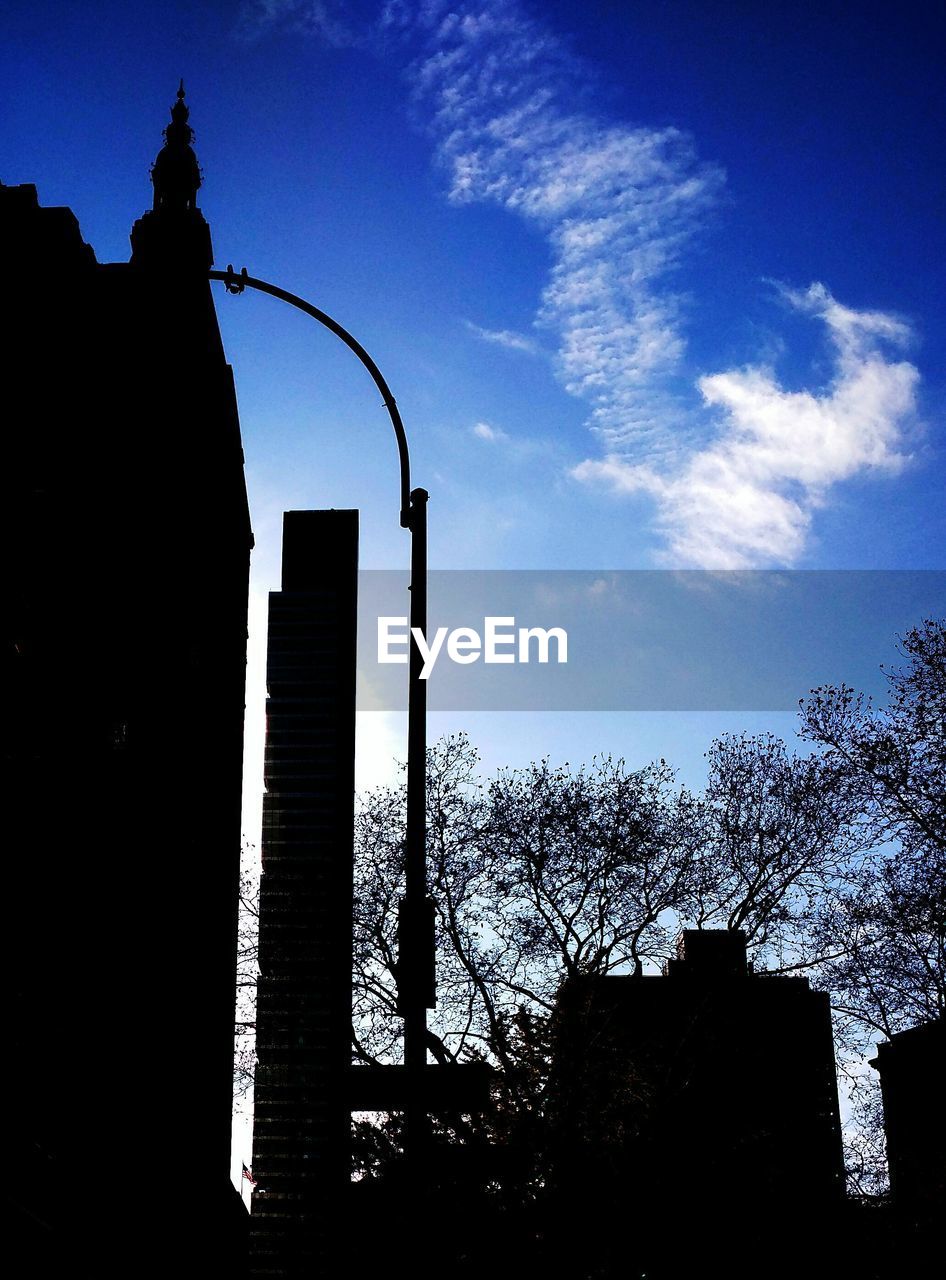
[
  {"x1": 346, "y1": 620, "x2": 944, "y2": 1196},
  {"x1": 236, "y1": 619, "x2": 945, "y2": 1200}
]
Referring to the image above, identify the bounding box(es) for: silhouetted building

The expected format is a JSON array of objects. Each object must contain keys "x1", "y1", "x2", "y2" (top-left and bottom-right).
[
  {"x1": 4, "y1": 87, "x2": 252, "y2": 1275},
  {"x1": 249, "y1": 511, "x2": 359, "y2": 1277},
  {"x1": 872, "y1": 1018, "x2": 945, "y2": 1223},
  {"x1": 548, "y1": 930, "x2": 845, "y2": 1277}
]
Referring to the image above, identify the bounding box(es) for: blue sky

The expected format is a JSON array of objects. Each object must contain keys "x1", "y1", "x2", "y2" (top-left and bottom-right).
[
  {"x1": 3, "y1": 0, "x2": 944, "y2": 783},
  {"x1": 6, "y1": 0, "x2": 943, "y2": 1190}
]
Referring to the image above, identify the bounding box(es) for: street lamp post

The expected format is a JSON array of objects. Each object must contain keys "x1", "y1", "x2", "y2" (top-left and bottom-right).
[{"x1": 209, "y1": 264, "x2": 435, "y2": 1164}]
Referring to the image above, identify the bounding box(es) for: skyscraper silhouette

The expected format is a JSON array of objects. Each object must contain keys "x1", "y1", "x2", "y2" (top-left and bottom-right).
[
  {"x1": 248, "y1": 511, "x2": 359, "y2": 1277},
  {"x1": 4, "y1": 87, "x2": 252, "y2": 1275}
]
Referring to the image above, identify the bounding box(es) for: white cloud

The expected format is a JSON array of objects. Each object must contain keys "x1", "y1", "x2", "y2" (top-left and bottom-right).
[
  {"x1": 393, "y1": 1, "x2": 721, "y2": 459},
  {"x1": 242, "y1": 2, "x2": 923, "y2": 566},
  {"x1": 574, "y1": 284, "x2": 919, "y2": 567},
  {"x1": 472, "y1": 420, "x2": 509, "y2": 442},
  {"x1": 465, "y1": 321, "x2": 538, "y2": 354},
  {"x1": 243, "y1": 0, "x2": 718, "y2": 455}
]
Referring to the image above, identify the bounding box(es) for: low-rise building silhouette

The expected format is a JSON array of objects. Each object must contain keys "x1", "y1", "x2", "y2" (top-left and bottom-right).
[
  {"x1": 548, "y1": 929, "x2": 845, "y2": 1276},
  {"x1": 872, "y1": 1017, "x2": 944, "y2": 1226}
]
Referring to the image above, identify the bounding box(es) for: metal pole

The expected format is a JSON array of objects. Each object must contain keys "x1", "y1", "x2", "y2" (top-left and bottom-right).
[
  {"x1": 402, "y1": 487, "x2": 432, "y2": 1168},
  {"x1": 209, "y1": 266, "x2": 434, "y2": 1170}
]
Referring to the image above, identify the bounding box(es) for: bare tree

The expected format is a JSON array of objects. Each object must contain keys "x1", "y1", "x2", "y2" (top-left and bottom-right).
[
  {"x1": 237, "y1": 620, "x2": 944, "y2": 1201},
  {"x1": 798, "y1": 619, "x2": 946, "y2": 1192},
  {"x1": 234, "y1": 852, "x2": 259, "y2": 1106},
  {"x1": 691, "y1": 732, "x2": 867, "y2": 966},
  {"x1": 800, "y1": 618, "x2": 945, "y2": 863},
  {"x1": 352, "y1": 735, "x2": 705, "y2": 1079},
  {"x1": 798, "y1": 621, "x2": 945, "y2": 1041}
]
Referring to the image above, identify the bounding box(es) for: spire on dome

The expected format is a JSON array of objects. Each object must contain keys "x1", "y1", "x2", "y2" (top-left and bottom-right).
[
  {"x1": 130, "y1": 83, "x2": 213, "y2": 270},
  {"x1": 150, "y1": 80, "x2": 202, "y2": 213}
]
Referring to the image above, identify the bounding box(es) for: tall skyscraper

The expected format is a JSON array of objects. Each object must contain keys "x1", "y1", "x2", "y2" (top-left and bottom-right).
[
  {"x1": 249, "y1": 511, "x2": 359, "y2": 1278},
  {"x1": 4, "y1": 87, "x2": 253, "y2": 1274}
]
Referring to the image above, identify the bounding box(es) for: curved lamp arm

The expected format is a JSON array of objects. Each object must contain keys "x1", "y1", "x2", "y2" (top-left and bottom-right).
[
  {"x1": 210, "y1": 263, "x2": 432, "y2": 1160},
  {"x1": 209, "y1": 265, "x2": 418, "y2": 529}
]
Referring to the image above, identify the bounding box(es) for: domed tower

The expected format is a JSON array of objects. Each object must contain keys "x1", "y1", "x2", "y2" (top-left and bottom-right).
[
  {"x1": 131, "y1": 81, "x2": 213, "y2": 270},
  {"x1": 152, "y1": 79, "x2": 201, "y2": 212}
]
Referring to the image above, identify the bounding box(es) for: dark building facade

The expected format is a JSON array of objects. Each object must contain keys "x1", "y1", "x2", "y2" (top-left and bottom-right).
[
  {"x1": 4, "y1": 89, "x2": 252, "y2": 1274},
  {"x1": 249, "y1": 511, "x2": 359, "y2": 1277},
  {"x1": 872, "y1": 1018, "x2": 945, "y2": 1224},
  {"x1": 548, "y1": 930, "x2": 845, "y2": 1276}
]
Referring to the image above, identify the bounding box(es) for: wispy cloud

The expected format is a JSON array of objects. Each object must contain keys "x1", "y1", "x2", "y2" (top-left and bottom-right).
[
  {"x1": 236, "y1": 0, "x2": 357, "y2": 44},
  {"x1": 472, "y1": 420, "x2": 509, "y2": 443},
  {"x1": 245, "y1": 1, "x2": 721, "y2": 451},
  {"x1": 465, "y1": 321, "x2": 539, "y2": 355},
  {"x1": 387, "y1": 0, "x2": 722, "y2": 461},
  {"x1": 242, "y1": 1, "x2": 923, "y2": 565},
  {"x1": 574, "y1": 284, "x2": 919, "y2": 566}
]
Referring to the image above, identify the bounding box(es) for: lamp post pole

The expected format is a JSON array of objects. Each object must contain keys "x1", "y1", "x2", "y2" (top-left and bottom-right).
[{"x1": 209, "y1": 265, "x2": 433, "y2": 1165}]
